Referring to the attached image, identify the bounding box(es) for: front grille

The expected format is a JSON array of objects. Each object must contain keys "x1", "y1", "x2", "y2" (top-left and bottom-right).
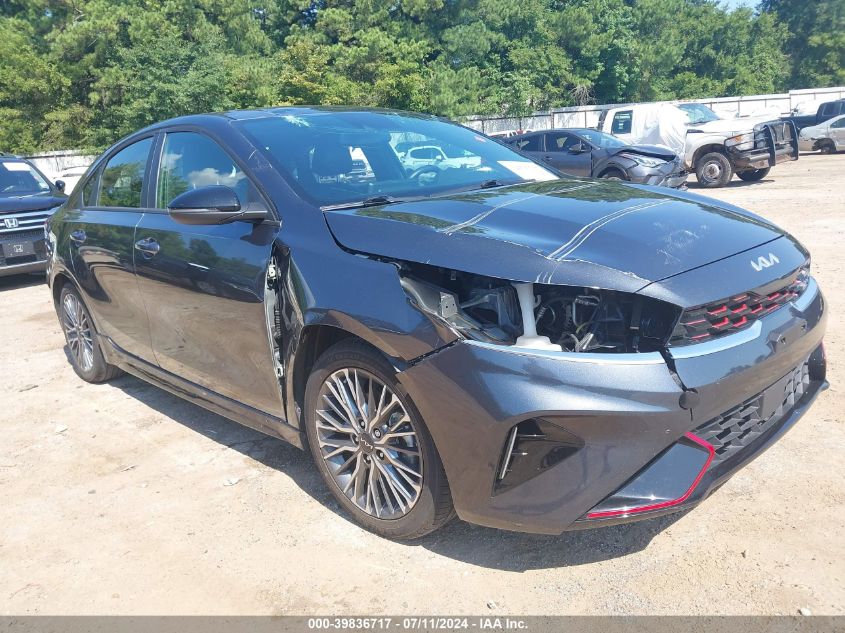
[
  {"x1": 669, "y1": 265, "x2": 809, "y2": 346},
  {"x1": 694, "y1": 361, "x2": 810, "y2": 467},
  {"x1": 754, "y1": 120, "x2": 793, "y2": 149},
  {"x1": 0, "y1": 208, "x2": 54, "y2": 236}
]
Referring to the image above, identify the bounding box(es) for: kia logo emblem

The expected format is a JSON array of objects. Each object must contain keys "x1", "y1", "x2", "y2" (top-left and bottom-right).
[{"x1": 751, "y1": 253, "x2": 779, "y2": 272}]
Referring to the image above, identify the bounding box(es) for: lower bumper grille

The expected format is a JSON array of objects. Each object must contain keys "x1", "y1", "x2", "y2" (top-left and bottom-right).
[
  {"x1": 694, "y1": 361, "x2": 810, "y2": 467},
  {"x1": 0, "y1": 229, "x2": 47, "y2": 268}
]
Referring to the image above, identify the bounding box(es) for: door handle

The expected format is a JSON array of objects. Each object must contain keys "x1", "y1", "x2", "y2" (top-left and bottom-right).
[
  {"x1": 69, "y1": 229, "x2": 86, "y2": 244},
  {"x1": 134, "y1": 237, "x2": 160, "y2": 257}
]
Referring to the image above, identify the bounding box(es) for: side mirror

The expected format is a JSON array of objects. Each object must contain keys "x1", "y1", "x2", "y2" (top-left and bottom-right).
[
  {"x1": 55, "y1": 180, "x2": 66, "y2": 192},
  {"x1": 569, "y1": 142, "x2": 588, "y2": 154},
  {"x1": 167, "y1": 185, "x2": 266, "y2": 225}
]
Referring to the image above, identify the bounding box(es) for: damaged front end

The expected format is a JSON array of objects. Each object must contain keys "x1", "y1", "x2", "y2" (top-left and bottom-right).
[{"x1": 397, "y1": 262, "x2": 680, "y2": 355}]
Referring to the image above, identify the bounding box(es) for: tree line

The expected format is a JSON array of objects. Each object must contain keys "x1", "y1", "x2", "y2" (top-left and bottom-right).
[{"x1": 0, "y1": 0, "x2": 842, "y2": 154}]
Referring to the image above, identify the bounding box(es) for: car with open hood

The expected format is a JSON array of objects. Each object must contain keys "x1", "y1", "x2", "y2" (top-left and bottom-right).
[
  {"x1": 505, "y1": 127, "x2": 688, "y2": 188},
  {"x1": 1, "y1": 156, "x2": 67, "y2": 277},
  {"x1": 46, "y1": 108, "x2": 828, "y2": 539}
]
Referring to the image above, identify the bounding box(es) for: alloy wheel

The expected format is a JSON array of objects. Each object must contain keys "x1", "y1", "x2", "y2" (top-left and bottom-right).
[
  {"x1": 62, "y1": 293, "x2": 94, "y2": 372},
  {"x1": 315, "y1": 368, "x2": 423, "y2": 520}
]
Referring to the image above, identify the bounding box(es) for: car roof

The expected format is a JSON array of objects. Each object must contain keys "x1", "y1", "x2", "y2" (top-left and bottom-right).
[{"x1": 136, "y1": 106, "x2": 441, "y2": 134}]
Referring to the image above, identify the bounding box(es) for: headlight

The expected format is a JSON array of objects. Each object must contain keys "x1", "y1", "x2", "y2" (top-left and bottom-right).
[
  {"x1": 399, "y1": 263, "x2": 681, "y2": 354},
  {"x1": 726, "y1": 132, "x2": 754, "y2": 148},
  {"x1": 620, "y1": 154, "x2": 666, "y2": 168}
]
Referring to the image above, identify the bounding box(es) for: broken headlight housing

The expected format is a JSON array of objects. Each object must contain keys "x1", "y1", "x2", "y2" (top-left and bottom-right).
[{"x1": 399, "y1": 263, "x2": 681, "y2": 353}]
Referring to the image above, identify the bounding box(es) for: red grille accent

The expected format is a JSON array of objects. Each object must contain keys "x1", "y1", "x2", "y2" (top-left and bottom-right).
[{"x1": 669, "y1": 266, "x2": 810, "y2": 347}]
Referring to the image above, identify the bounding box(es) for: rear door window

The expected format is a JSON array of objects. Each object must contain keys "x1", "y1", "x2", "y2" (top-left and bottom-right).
[
  {"x1": 611, "y1": 111, "x2": 633, "y2": 135},
  {"x1": 820, "y1": 102, "x2": 836, "y2": 117},
  {"x1": 513, "y1": 135, "x2": 542, "y2": 152},
  {"x1": 99, "y1": 138, "x2": 153, "y2": 208}
]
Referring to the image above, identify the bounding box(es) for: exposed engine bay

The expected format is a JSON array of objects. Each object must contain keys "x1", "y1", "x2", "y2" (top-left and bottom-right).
[{"x1": 399, "y1": 263, "x2": 680, "y2": 353}]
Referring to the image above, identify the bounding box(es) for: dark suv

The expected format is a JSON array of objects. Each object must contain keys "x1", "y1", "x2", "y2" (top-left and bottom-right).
[
  {"x1": 1, "y1": 156, "x2": 67, "y2": 277},
  {"x1": 46, "y1": 108, "x2": 827, "y2": 539}
]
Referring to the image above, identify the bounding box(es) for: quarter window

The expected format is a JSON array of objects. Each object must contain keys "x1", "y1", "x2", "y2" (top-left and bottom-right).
[
  {"x1": 99, "y1": 138, "x2": 153, "y2": 208},
  {"x1": 611, "y1": 111, "x2": 633, "y2": 135},
  {"x1": 81, "y1": 172, "x2": 98, "y2": 206},
  {"x1": 156, "y1": 132, "x2": 257, "y2": 208}
]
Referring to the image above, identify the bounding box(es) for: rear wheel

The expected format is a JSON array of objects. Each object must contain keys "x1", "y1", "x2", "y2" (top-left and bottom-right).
[
  {"x1": 737, "y1": 167, "x2": 770, "y2": 182},
  {"x1": 59, "y1": 285, "x2": 123, "y2": 383},
  {"x1": 304, "y1": 340, "x2": 455, "y2": 539},
  {"x1": 819, "y1": 140, "x2": 837, "y2": 154},
  {"x1": 695, "y1": 151, "x2": 733, "y2": 188}
]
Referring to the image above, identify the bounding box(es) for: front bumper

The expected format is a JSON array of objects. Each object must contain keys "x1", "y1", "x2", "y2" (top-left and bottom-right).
[
  {"x1": 399, "y1": 277, "x2": 827, "y2": 534},
  {"x1": 729, "y1": 120, "x2": 800, "y2": 170},
  {"x1": 628, "y1": 161, "x2": 688, "y2": 189}
]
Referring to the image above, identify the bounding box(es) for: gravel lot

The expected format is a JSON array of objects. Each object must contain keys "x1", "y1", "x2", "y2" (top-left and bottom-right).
[{"x1": 1, "y1": 154, "x2": 843, "y2": 616}]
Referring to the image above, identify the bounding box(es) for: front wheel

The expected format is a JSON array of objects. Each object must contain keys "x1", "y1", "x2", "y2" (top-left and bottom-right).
[
  {"x1": 736, "y1": 167, "x2": 771, "y2": 182},
  {"x1": 304, "y1": 340, "x2": 455, "y2": 539},
  {"x1": 695, "y1": 151, "x2": 733, "y2": 188},
  {"x1": 599, "y1": 168, "x2": 627, "y2": 181},
  {"x1": 819, "y1": 140, "x2": 837, "y2": 155}
]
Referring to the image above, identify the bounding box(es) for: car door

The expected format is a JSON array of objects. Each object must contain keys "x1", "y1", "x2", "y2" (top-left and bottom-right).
[
  {"x1": 64, "y1": 136, "x2": 156, "y2": 362},
  {"x1": 542, "y1": 132, "x2": 593, "y2": 176},
  {"x1": 133, "y1": 129, "x2": 284, "y2": 416}
]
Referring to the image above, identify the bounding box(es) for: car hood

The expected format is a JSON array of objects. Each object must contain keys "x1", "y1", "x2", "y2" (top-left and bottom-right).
[
  {"x1": 0, "y1": 192, "x2": 66, "y2": 214},
  {"x1": 689, "y1": 116, "x2": 773, "y2": 135},
  {"x1": 611, "y1": 144, "x2": 677, "y2": 161},
  {"x1": 323, "y1": 179, "x2": 785, "y2": 295}
]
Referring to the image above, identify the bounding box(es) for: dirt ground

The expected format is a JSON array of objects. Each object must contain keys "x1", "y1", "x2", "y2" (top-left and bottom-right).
[{"x1": 1, "y1": 154, "x2": 843, "y2": 616}]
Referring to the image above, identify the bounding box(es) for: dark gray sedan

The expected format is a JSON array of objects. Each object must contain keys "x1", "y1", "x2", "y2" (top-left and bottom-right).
[{"x1": 506, "y1": 128, "x2": 688, "y2": 188}]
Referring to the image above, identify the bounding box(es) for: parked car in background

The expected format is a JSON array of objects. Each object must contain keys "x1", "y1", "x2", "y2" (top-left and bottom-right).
[
  {"x1": 505, "y1": 128, "x2": 687, "y2": 188},
  {"x1": 598, "y1": 103, "x2": 798, "y2": 188},
  {"x1": 46, "y1": 108, "x2": 827, "y2": 540},
  {"x1": 783, "y1": 99, "x2": 845, "y2": 132},
  {"x1": 397, "y1": 143, "x2": 481, "y2": 173},
  {"x1": 798, "y1": 114, "x2": 845, "y2": 154},
  {"x1": 1, "y1": 156, "x2": 67, "y2": 277}
]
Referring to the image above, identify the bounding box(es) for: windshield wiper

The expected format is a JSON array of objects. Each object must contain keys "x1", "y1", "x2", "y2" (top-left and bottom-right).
[{"x1": 321, "y1": 195, "x2": 403, "y2": 212}]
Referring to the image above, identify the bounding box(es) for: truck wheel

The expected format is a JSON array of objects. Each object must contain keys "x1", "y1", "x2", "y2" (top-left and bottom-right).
[
  {"x1": 737, "y1": 167, "x2": 770, "y2": 182},
  {"x1": 695, "y1": 152, "x2": 733, "y2": 188},
  {"x1": 819, "y1": 140, "x2": 836, "y2": 155}
]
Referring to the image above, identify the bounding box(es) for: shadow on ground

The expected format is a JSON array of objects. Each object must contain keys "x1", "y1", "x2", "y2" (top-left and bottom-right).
[
  {"x1": 107, "y1": 369, "x2": 681, "y2": 572},
  {"x1": 689, "y1": 178, "x2": 773, "y2": 189},
  {"x1": 0, "y1": 272, "x2": 45, "y2": 292}
]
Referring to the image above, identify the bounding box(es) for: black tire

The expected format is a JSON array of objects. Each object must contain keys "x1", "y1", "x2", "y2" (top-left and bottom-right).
[
  {"x1": 304, "y1": 339, "x2": 455, "y2": 539},
  {"x1": 737, "y1": 167, "x2": 771, "y2": 182},
  {"x1": 599, "y1": 168, "x2": 627, "y2": 181},
  {"x1": 695, "y1": 151, "x2": 733, "y2": 188},
  {"x1": 58, "y1": 285, "x2": 123, "y2": 383},
  {"x1": 819, "y1": 140, "x2": 837, "y2": 155}
]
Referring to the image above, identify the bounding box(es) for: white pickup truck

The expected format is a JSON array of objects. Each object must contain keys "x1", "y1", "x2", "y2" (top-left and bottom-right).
[{"x1": 597, "y1": 103, "x2": 798, "y2": 187}]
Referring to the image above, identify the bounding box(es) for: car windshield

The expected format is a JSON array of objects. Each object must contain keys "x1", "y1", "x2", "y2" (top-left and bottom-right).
[
  {"x1": 677, "y1": 103, "x2": 721, "y2": 125},
  {"x1": 237, "y1": 111, "x2": 557, "y2": 208},
  {"x1": 575, "y1": 130, "x2": 627, "y2": 149},
  {"x1": 0, "y1": 160, "x2": 51, "y2": 196}
]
